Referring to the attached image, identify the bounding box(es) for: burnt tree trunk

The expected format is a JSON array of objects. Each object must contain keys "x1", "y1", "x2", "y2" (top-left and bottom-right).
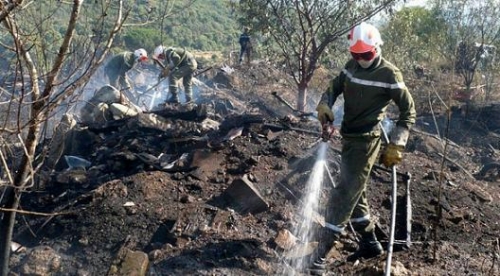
[{"x1": 297, "y1": 83, "x2": 308, "y2": 112}]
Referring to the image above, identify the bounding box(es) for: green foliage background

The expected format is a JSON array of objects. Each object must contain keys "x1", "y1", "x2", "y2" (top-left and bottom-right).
[
  {"x1": 119, "y1": 0, "x2": 241, "y2": 53},
  {"x1": 2, "y1": 0, "x2": 242, "y2": 54}
]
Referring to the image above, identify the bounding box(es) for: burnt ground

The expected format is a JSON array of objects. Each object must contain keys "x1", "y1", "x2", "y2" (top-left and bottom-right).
[{"x1": 8, "y1": 62, "x2": 500, "y2": 275}]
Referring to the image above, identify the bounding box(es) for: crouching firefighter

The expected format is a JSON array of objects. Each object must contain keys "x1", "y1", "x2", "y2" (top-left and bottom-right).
[
  {"x1": 310, "y1": 22, "x2": 416, "y2": 275},
  {"x1": 152, "y1": 45, "x2": 198, "y2": 104}
]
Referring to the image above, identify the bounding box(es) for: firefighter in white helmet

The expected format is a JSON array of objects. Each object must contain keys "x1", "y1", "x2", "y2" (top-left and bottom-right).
[
  {"x1": 104, "y1": 48, "x2": 148, "y2": 102},
  {"x1": 152, "y1": 45, "x2": 198, "y2": 104},
  {"x1": 310, "y1": 22, "x2": 416, "y2": 275}
]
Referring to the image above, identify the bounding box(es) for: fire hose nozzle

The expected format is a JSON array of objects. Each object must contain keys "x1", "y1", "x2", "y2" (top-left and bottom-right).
[{"x1": 321, "y1": 124, "x2": 335, "y2": 142}]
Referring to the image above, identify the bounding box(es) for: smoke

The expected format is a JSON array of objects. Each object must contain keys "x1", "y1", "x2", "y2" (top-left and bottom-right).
[{"x1": 47, "y1": 59, "x2": 208, "y2": 138}]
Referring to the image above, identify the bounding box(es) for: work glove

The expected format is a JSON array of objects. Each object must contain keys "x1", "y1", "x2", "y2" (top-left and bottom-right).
[
  {"x1": 159, "y1": 67, "x2": 171, "y2": 80},
  {"x1": 316, "y1": 102, "x2": 334, "y2": 125},
  {"x1": 380, "y1": 143, "x2": 405, "y2": 167}
]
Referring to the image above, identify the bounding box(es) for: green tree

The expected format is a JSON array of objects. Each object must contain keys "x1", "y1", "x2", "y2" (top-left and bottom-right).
[
  {"x1": 235, "y1": 0, "x2": 400, "y2": 112},
  {"x1": 123, "y1": 27, "x2": 161, "y2": 51},
  {"x1": 382, "y1": 6, "x2": 448, "y2": 69},
  {"x1": 432, "y1": 0, "x2": 500, "y2": 107}
]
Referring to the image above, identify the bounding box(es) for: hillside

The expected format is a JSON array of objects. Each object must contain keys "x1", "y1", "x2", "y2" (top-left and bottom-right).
[{"x1": 7, "y1": 61, "x2": 500, "y2": 276}]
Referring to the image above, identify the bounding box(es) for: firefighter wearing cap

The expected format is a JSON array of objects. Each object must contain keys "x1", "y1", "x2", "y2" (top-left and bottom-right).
[
  {"x1": 104, "y1": 49, "x2": 148, "y2": 94},
  {"x1": 153, "y1": 45, "x2": 198, "y2": 104},
  {"x1": 310, "y1": 22, "x2": 416, "y2": 275}
]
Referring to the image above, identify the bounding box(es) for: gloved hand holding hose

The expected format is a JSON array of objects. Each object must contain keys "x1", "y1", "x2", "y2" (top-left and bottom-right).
[
  {"x1": 316, "y1": 102, "x2": 335, "y2": 141},
  {"x1": 158, "y1": 67, "x2": 171, "y2": 81}
]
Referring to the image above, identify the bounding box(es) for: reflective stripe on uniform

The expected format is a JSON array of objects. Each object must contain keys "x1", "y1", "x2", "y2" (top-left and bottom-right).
[
  {"x1": 350, "y1": 214, "x2": 370, "y2": 223},
  {"x1": 342, "y1": 69, "x2": 406, "y2": 90},
  {"x1": 325, "y1": 222, "x2": 345, "y2": 233}
]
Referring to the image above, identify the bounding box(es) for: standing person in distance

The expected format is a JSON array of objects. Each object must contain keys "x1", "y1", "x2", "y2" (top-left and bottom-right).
[
  {"x1": 152, "y1": 46, "x2": 198, "y2": 104},
  {"x1": 238, "y1": 27, "x2": 252, "y2": 65},
  {"x1": 310, "y1": 22, "x2": 417, "y2": 275}
]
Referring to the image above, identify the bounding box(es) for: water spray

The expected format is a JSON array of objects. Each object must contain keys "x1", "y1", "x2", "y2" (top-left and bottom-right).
[
  {"x1": 283, "y1": 122, "x2": 339, "y2": 276},
  {"x1": 286, "y1": 141, "x2": 328, "y2": 276}
]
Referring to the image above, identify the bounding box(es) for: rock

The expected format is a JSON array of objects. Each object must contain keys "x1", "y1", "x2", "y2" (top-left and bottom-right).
[
  {"x1": 209, "y1": 209, "x2": 231, "y2": 233},
  {"x1": 189, "y1": 168, "x2": 208, "y2": 182},
  {"x1": 180, "y1": 194, "x2": 196, "y2": 203},
  {"x1": 391, "y1": 261, "x2": 410, "y2": 275},
  {"x1": 266, "y1": 129, "x2": 283, "y2": 141},
  {"x1": 221, "y1": 175, "x2": 269, "y2": 214},
  {"x1": 108, "y1": 249, "x2": 149, "y2": 276},
  {"x1": 464, "y1": 182, "x2": 493, "y2": 202},
  {"x1": 21, "y1": 246, "x2": 62, "y2": 276},
  {"x1": 255, "y1": 258, "x2": 272, "y2": 274},
  {"x1": 356, "y1": 260, "x2": 409, "y2": 275},
  {"x1": 109, "y1": 103, "x2": 140, "y2": 119},
  {"x1": 189, "y1": 149, "x2": 223, "y2": 176},
  {"x1": 93, "y1": 180, "x2": 128, "y2": 200},
  {"x1": 274, "y1": 229, "x2": 298, "y2": 250}
]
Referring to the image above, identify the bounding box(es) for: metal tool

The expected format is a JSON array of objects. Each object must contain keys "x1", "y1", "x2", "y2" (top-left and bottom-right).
[
  {"x1": 404, "y1": 172, "x2": 412, "y2": 249},
  {"x1": 373, "y1": 163, "x2": 413, "y2": 251},
  {"x1": 380, "y1": 123, "x2": 397, "y2": 276}
]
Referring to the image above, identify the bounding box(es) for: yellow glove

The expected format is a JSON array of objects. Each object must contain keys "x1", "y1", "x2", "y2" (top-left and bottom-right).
[
  {"x1": 380, "y1": 143, "x2": 405, "y2": 167},
  {"x1": 316, "y1": 102, "x2": 334, "y2": 125},
  {"x1": 159, "y1": 67, "x2": 171, "y2": 79}
]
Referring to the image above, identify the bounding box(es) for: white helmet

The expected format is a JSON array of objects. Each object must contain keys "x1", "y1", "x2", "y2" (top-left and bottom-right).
[
  {"x1": 153, "y1": 45, "x2": 166, "y2": 60},
  {"x1": 348, "y1": 22, "x2": 383, "y2": 53},
  {"x1": 134, "y1": 48, "x2": 148, "y2": 62}
]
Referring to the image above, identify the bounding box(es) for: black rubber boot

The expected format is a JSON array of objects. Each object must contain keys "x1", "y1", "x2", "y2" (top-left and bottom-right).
[
  {"x1": 347, "y1": 231, "x2": 383, "y2": 262},
  {"x1": 165, "y1": 93, "x2": 179, "y2": 104},
  {"x1": 308, "y1": 229, "x2": 339, "y2": 275},
  {"x1": 184, "y1": 93, "x2": 194, "y2": 104},
  {"x1": 308, "y1": 257, "x2": 326, "y2": 276}
]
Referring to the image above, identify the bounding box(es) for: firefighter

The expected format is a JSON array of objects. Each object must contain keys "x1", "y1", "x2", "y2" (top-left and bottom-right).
[
  {"x1": 104, "y1": 48, "x2": 148, "y2": 102},
  {"x1": 310, "y1": 22, "x2": 416, "y2": 275},
  {"x1": 238, "y1": 27, "x2": 252, "y2": 65},
  {"x1": 152, "y1": 45, "x2": 198, "y2": 104}
]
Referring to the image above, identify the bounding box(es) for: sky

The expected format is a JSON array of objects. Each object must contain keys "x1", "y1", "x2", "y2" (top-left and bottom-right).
[{"x1": 404, "y1": 0, "x2": 428, "y2": 7}]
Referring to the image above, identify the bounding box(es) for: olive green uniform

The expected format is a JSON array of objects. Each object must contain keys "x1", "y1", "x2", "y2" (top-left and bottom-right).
[
  {"x1": 164, "y1": 48, "x2": 197, "y2": 102},
  {"x1": 319, "y1": 56, "x2": 416, "y2": 236},
  {"x1": 104, "y1": 52, "x2": 137, "y2": 91}
]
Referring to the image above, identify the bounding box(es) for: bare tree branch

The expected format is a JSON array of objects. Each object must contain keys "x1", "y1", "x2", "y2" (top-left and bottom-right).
[{"x1": 0, "y1": 0, "x2": 23, "y2": 23}]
